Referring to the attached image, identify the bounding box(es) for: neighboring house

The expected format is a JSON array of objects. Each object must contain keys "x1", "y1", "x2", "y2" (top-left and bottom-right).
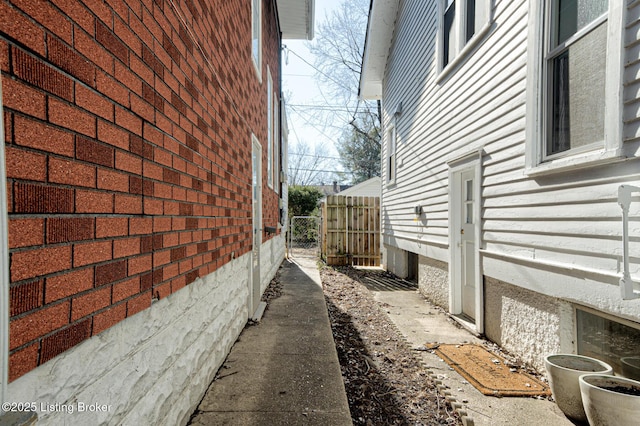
[
  {"x1": 0, "y1": 0, "x2": 313, "y2": 424},
  {"x1": 318, "y1": 177, "x2": 380, "y2": 204},
  {"x1": 360, "y1": 0, "x2": 640, "y2": 373},
  {"x1": 313, "y1": 180, "x2": 352, "y2": 197},
  {"x1": 337, "y1": 176, "x2": 381, "y2": 198}
]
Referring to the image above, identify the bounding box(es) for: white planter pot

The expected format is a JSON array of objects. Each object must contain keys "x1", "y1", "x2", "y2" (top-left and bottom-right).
[
  {"x1": 621, "y1": 357, "x2": 640, "y2": 381},
  {"x1": 544, "y1": 354, "x2": 614, "y2": 422},
  {"x1": 579, "y1": 374, "x2": 640, "y2": 426}
]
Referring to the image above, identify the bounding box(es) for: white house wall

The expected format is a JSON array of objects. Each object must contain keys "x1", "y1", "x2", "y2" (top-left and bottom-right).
[
  {"x1": 380, "y1": 0, "x2": 640, "y2": 364},
  {"x1": 382, "y1": 0, "x2": 529, "y2": 261}
]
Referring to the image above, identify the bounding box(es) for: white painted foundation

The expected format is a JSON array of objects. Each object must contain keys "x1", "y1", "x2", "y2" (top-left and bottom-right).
[
  {"x1": 7, "y1": 235, "x2": 285, "y2": 425},
  {"x1": 260, "y1": 234, "x2": 285, "y2": 294},
  {"x1": 417, "y1": 256, "x2": 449, "y2": 309},
  {"x1": 484, "y1": 276, "x2": 574, "y2": 372},
  {"x1": 383, "y1": 244, "x2": 408, "y2": 278}
]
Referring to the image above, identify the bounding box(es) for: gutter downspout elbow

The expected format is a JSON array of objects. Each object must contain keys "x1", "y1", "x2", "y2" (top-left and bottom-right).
[{"x1": 618, "y1": 185, "x2": 640, "y2": 300}]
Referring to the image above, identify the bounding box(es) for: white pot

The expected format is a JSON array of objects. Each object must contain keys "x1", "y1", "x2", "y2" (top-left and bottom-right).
[
  {"x1": 544, "y1": 354, "x2": 614, "y2": 422},
  {"x1": 621, "y1": 357, "x2": 640, "y2": 381},
  {"x1": 579, "y1": 374, "x2": 640, "y2": 426}
]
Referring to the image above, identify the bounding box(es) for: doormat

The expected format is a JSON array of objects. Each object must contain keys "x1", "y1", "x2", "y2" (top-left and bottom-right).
[{"x1": 434, "y1": 344, "x2": 550, "y2": 397}]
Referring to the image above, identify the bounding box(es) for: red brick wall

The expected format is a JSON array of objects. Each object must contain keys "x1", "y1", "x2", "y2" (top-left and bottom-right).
[{"x1": 2, "y1": 0, "x2": 282, "y2": 382}]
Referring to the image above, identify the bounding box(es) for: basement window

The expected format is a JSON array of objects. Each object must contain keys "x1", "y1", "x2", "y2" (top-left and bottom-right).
[{"x1": 576, "y1": 308, "x2": 640, "y2": 380}]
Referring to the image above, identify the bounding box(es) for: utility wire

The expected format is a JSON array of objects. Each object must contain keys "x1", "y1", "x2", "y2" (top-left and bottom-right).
[
  {"x1": 287, "y1": 105, "x2": 344, "y2": 142},
  {"x1": 289, "y1": 168, "x2": 353, "y2": 174},
  {"x1": 289, "y1": 152, "x2": 342, "y2": 161},
  {"x1": 288, "y1": 104, "x2": 373, "y2": 113},
  {"x1": 288, "y1": 103, "x2": 352, "y2": 129},
  {"x1": 285, "y1": 47, "x2": 353, "y2": 94}
]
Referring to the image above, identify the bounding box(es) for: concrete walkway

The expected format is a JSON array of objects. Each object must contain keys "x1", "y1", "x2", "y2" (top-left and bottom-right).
[
  {"x1": 189, "y1": 258, "x2": 352, "y2": 425},
  {"x1": 368, "y1": 278, "x2": 576, "y2": 426}
]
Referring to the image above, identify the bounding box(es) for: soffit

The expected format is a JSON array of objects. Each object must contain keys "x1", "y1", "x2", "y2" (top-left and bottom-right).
[
  {"x1": 277, "y1": 0, "x2": 315, "y2": 40},
  {"x1": 359, "y1": 0, "x2": 400, "y2": 100}
]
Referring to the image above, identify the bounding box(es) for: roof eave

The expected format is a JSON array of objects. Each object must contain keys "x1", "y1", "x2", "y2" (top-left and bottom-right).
[
  {"x1": 278, "y1": 0, "x2": 315, "y2": 40},
  {"x1": 358, "y1": 0, "x2": 399, "y2": 101}
]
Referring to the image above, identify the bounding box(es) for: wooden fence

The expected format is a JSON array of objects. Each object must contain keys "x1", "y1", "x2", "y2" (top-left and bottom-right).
[{"x1": 321, "y1": 195, "x2": 381, "y2": 266}]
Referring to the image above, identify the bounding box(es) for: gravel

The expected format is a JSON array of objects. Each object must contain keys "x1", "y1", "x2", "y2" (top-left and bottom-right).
[{"x1": 320, "y1": 265, "x2": 461, "y2": 426}]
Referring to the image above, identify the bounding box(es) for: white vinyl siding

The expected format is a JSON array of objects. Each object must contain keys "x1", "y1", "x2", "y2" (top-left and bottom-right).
[{"x1": 379, "y1": 0, "x2": 639, "y2": 317}]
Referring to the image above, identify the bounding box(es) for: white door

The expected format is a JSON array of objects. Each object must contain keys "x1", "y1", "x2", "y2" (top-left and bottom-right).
[
  {"x1": 251, "y1": 138, "x2": 262, "y2": 316},
  {"x1": 460, "y1": 169, "x2": 476, "y2": 320}
]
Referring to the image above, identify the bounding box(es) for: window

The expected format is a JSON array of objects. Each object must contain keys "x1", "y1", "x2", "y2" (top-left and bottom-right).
[
  {"x1": 577, "y1": 308, "x2": 640, "y2": 380},
  {"x1": 267, "y1": 67, "x2": 273, "y2": 188},
  {"x1": 273, "y1": 93, "x2": 279, "y2": 193},
  {"x1": 464, "y1": 178, "x2": 474, "y2": 224},
  {"x1": 443, "y1": 0, "x2": 456, "y2": 68},
  {"x1": 546, "y1": 0, "x2": 608, "y2": 158},
  {"x1": 251, "y1": 0, "x2": 261, "y2": 79},
  {"x1": 525, "y1": 1, "x2": 623, "y2": 173},
  {"x1": 439, "y1": 0, "x2": 491, "y2": 71},
  {"x1": 465, "y1": 0, "x2": 477, "y2": 42},
  {"x1": 387, "y1": 124, "x2": 396, "y2": 184}
]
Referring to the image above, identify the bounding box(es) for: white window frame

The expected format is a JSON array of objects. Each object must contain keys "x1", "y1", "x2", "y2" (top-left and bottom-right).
[
  {"x1": 386, "y1": 122, "x2": 396, "y2": 185},
  {"x1": 437, "y1": 0, "x2": 493, "y2": 79},
  {"x1": 525, "y1": 0, "x2": 624, "y2": 175},
  {"x1": 0, "y1": 74, "x2": 8, "y2": 407},
  {"x1": 267, "y1": 66, "x2": 273, "y2": 188},
  {"x1": 251, "y1": 0, "x2": 262, "y2": 81},
  {"x1": 273, "y1": 91, "x2": 279, "y2": 194}
]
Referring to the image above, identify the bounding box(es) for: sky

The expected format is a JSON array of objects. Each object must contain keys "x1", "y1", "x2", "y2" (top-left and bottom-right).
[{"x1": 281, "y1": 0, "x2": 351, "y2": 183}]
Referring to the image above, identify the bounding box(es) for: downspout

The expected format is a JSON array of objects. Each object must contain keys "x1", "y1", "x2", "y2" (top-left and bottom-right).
[
  {"x1": 0, "y1": 72, "x2": 9, "y2": 407},
  {"x1": 618, "y1": 185, "x2": 640, "y2": 300}
]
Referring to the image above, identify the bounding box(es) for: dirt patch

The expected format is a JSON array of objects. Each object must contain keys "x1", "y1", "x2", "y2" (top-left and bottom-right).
[
  {"x1": 320, "y1": 265, "x2": 460, "y2": 426},
  {"x1": 604, "y1": 385, "x2": 640, "y2": 396},
  {"x1": 261, "y1": 269, "x2": 283, "y2": 303}
]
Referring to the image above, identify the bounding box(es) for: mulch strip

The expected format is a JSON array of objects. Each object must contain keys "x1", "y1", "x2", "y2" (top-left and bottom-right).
[
  {"x1": 321, "y1": 265, "x2": 461, "y2": 425},
  {"x1": 434, "y1": 344, "x2": 551, "y2": 397}
]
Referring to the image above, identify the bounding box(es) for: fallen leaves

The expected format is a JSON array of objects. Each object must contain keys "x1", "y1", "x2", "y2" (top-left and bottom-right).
[{"x1": 321, "y1": 265, "x2": 460, "y2": 426}]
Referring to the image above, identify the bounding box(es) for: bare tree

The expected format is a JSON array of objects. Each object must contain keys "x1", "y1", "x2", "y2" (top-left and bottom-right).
[
  {"x1": 306, "y1": 0, "x2": 381, "y2": 182},
  {"x1": 288, "y1": 140, "x2": 341, "y2": 186},
  {"x1": 337, "y1": 113, "x2": 380, "y2": 184}
]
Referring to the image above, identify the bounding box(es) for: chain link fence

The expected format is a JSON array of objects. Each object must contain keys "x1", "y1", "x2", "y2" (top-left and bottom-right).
[{"x1": 288, "y1": 216, "x2": 321, "y2": 258}]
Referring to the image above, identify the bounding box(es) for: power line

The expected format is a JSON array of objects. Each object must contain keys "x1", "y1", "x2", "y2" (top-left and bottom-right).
[
  {"x1": 283, "y1": 73, "x2": 315, "y2": 77},
  {"x1": 285, "y1": 47, "x2": 352, "y2": 94},
  {"x1": 287, "y1": 105, "x2": 344, "y2": 142},
  {"x1": 289, "y1": 152, "x2": 342, "y2": 161},
  {"x1": 289, "y1": 167, "x2": 352, "y2": 174},
  {"x1": 287, "y1": 103, "x2": 375, "y2": 113},
  {"x1": 288, "y1": 104, "x2": 349, "y2": 129}
]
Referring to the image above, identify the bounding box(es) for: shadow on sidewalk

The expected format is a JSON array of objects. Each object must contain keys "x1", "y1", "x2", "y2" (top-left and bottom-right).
[{"x1": 325, "y1": 297, "x2": 410, "y2": 425}]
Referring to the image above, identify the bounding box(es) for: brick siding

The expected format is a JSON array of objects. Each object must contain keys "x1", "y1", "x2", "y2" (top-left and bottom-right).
[{"x1": 3, "y1": 0, "x2": 283, "y2": 382}]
